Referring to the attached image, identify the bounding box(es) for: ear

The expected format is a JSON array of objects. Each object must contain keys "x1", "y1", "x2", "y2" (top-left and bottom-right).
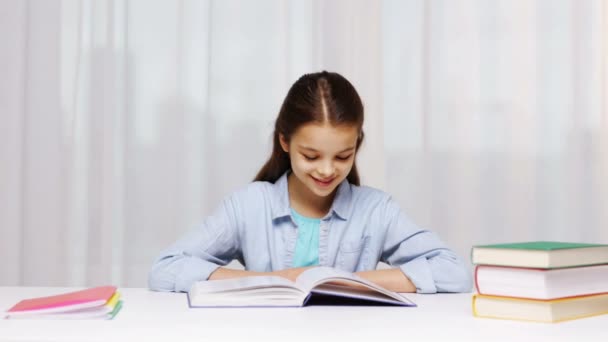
[{"x1": 279, "y1": 134, "x2": 289, "y2": 153}]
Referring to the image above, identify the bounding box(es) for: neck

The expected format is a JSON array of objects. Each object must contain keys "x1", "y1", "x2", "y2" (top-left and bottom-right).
[{"x1": 287, "y1": 173, "x2": 336, "y2": 218}]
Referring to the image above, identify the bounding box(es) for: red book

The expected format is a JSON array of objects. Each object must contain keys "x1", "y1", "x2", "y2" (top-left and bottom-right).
[{"x1": 7, "y1": 286, "x2": 117, "y2": 314}]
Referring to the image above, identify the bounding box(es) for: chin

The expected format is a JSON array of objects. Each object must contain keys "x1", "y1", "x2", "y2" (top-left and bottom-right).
[{"x1": 310, "y1": 188, "x2": 336, "y2": 198}]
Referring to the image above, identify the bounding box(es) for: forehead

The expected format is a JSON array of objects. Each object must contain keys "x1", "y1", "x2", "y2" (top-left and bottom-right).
[{"x1": 291, "y1": 123, "x2": 358, "y2": 151}]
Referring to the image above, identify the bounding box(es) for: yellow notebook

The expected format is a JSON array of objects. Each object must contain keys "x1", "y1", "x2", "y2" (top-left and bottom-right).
[{"x1": 472, "y1": 293, "x2": 608, "y2": 323}]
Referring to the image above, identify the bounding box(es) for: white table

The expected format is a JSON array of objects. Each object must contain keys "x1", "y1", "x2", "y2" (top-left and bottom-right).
[{"x1": 1, "y1": 287, "x2": 607, "y2": 342}]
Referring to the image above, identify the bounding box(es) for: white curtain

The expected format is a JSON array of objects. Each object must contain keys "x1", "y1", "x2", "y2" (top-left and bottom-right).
[
  {"x1": 1, "y1": 0, "x2": 607, "y2": 287},
  {"x1": 383, "y1": 0, "x2": 608, "y2": 258}
]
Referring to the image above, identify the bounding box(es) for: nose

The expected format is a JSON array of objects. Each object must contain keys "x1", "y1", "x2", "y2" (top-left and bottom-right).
[{"x1": 317, "y1": 160, "x2": 335, "y2": 178}]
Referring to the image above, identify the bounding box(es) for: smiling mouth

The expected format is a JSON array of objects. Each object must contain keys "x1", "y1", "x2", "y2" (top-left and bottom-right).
[{"x1": 312, "y1": 176, "x2": 335, "y2": 187}]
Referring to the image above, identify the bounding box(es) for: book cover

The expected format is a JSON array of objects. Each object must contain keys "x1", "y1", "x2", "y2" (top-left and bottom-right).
[
  {"x1": 6, "y1": 297, "x2": 123, "y2": 320},
  {"x1": 5, "y1": 286, "x2": 118, "y2": 319},
  {"x1": 475, "y1": 241, "x2": 606, "y2": 251},
  {"x1": 471, "y1": 241, "x2": 608, "y2": 268}
]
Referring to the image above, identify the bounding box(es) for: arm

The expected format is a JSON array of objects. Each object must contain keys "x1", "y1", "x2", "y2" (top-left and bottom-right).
[
  {"x1": 148, "y1": 195, "x2": 241, "y2": 292},
  {"x1": 355, "y1": 268, "x2": 416, "y2": 293},
  {"x1": 211, "y1": 265, "x2": 414, "y2": 293},
  {"x1": 209, "y1": 266, "x2": 313, "y2": 282},
  {"x1": 380, "y1": 198, "x2": 473, "y2": 293}
]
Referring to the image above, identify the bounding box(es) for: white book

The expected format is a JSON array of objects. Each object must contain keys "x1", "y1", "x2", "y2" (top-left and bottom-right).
[
  {"x1": 475, "y1": 264, "x2": 608, "y2": 300},
  {"x1": 188, "y1": 267, "x2": 416, "y2": 308}
]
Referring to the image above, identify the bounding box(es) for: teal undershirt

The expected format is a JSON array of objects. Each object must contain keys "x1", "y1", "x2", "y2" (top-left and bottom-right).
[{"x1": 290, "y1": 208, "x2": 320, "y2": 267}]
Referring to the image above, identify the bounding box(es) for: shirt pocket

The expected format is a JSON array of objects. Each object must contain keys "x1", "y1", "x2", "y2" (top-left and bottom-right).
[{"x1": 336, "y1": 237, "x2": 369, "y2": 272}]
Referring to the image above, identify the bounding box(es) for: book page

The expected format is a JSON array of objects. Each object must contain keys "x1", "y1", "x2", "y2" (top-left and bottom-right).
[
  {"x1": 189, "y1": 276, "x2": 308, "y2": 307},
  {"x1": 309, "y1": 284, "x2": 412, "y2": 306},
  {"x1": 295, "y1": 267, "x2": 377, "y2": 292},
  {"x1": 294, "y1": 267, "x2": 339, "y2": 290},
  {"x1": 295, "y1": 267, "x2": 415, "y2": 306},
  {"x1": 191, "y1": 276, "x2": 300, "y2": 294}
]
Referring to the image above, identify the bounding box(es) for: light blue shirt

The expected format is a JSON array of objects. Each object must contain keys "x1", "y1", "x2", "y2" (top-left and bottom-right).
[
  {"x1": 290, "y1": 209, "x2": 320, "y2": 267},
  {"x1": 148, "y1": 172, "x2": 473, "y2": 293}
]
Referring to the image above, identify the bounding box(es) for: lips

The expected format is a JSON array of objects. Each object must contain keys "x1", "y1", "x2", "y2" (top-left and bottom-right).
[{"x1": 312, "y1": 176, "x2": 335, "y2": 187}]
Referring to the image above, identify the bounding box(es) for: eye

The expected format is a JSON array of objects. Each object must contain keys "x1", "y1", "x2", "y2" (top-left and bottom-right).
[
  {"x1": 336, "y1": 154, "x2": 353, "y2": 161},
  {"x1": 303, "y1": 155, "x2": 318, "y2": 161}
]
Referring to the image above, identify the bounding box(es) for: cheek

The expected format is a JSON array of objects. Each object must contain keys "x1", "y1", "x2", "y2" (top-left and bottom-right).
[
  {"x1": 290, "y1": 156, "x2": 313, "y2": 172},
  {"x1": 337, "y1": 160, "x2": 355, "y2": 172}
]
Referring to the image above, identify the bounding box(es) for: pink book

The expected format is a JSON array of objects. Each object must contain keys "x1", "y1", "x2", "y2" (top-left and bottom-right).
[{"x1": 6, "y1": 286, "x2": 117, "y2": 314}]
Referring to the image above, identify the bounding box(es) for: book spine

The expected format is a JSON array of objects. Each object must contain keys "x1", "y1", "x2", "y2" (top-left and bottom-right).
[
  {"x1": 473, "y1": 265, "x2": 546, "y2": 297},
  {"x1": 473, "y1": 265, "x2": 482, "y2": 294}
]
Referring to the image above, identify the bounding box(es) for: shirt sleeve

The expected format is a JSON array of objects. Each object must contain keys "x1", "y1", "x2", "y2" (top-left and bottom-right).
[
  {"x1": 147, "y1": 194, "x2": 241, "y2": 293},
  {"x1": 380, "y1": 197, "x2": 473, "y2": 294}
]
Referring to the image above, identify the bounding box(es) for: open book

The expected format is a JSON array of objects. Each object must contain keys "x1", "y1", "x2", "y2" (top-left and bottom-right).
[{"x1": 188, "y1": 267, "x2": 416, "y2": 307}]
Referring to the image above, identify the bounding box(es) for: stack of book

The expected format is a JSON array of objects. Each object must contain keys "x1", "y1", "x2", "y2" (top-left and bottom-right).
[
  {"x1": 3, "y1": 286, "x2": 122, "y2": 320},
  {"x1": 471, "y1": 241, "x2": 608, "y2": 323}
]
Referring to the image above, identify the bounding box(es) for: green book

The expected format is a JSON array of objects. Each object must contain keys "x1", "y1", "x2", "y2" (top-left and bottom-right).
[
  {"x1": 471, "y1": 241, "x2": 608, "y2": 269},
  {"x1": 109, "y1": 300, "x2": 123, "y2": 320}
]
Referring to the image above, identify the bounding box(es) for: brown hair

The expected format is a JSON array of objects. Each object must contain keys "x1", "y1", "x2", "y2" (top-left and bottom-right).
[{"x1": 254, "y1": 71, "x2": 364, "y2": 185}]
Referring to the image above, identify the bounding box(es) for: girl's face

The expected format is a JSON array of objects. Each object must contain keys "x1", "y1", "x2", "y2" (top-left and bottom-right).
[{"x1": 280, "y1": 123, "x2": 359, "y2": 198}]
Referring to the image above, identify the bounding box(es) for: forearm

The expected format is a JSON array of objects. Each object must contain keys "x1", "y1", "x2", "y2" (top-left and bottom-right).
[
  {"x1": 355, "y1": 268, "x2": 417, "y2": 293},
  {"x1": 209, "y1": 266, "x2": 312, "y2": 281},
  {"x1": 208, "y1": 267, "x2": 272, "y2": 280},
  {"x1": 148, "y1": 255, "x2": 222, "y2": 292}
]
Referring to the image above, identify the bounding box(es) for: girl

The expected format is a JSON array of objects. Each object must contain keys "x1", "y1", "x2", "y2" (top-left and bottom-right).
[{"x1": 148, "y1": 71, "x2": 472, "y2": 293}]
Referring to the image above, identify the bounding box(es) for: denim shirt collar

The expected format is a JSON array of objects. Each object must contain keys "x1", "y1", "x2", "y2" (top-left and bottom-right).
[{"x1": 270, "y1": 171, "x2": 352, "y2": 221}]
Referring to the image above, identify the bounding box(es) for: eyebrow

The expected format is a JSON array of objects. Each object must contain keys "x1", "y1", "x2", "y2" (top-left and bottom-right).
[{"x1": 299, "y1": 146, "x2": 356, "y2": 154}]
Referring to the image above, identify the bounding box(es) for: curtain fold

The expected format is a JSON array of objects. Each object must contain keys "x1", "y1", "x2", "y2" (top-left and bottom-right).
[{"x1": 1, "y1": 0, "x2": 607, "y2": 287}]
